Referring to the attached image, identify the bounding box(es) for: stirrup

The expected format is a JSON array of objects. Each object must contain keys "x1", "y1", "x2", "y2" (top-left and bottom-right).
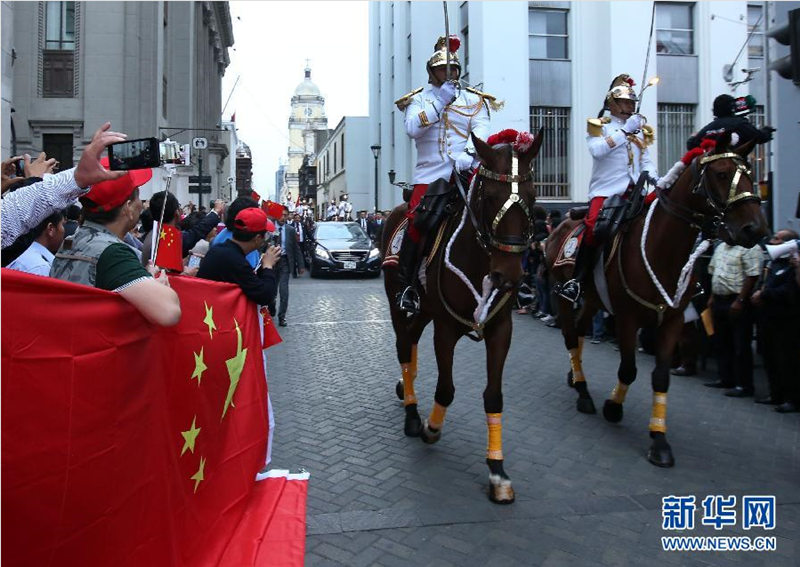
[
  {"x1": 558, "y1": 279, "x2": 581, "y2": 304},
  {"x1": 396, "y1": 286, "x2": 420, "y2": 316}
]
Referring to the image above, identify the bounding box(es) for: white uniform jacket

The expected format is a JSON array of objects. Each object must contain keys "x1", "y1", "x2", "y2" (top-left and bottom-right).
[
  {"x1": 586, "y1": 115, "x2": 657, "y2": 199},
  {"x1": 404, "y1": 84, "x2": 490, "y2": 185}
]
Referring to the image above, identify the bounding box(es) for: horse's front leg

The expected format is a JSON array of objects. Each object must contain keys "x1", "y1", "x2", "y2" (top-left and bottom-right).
[
  {"x1": 603, "y1": 315, "x2": 639, "y2": 423},
  {"x1": 420, "y1": 320, "x2": 459, "y2": 444},
  {"x1": 563, "y1": 299, "x2": 597, "y2": 414},
  {"x1": 648, "y1": 315, "x2": 683, "y2": 468},
  {"x1": 483, "y1": 314, "x2": 515, "y2": 504}
]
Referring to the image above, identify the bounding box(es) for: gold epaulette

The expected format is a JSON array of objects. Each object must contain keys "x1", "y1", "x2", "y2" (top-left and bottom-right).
[
  {"x1": 465, "y1": 86, "x2": 504, "y2": 112},
  {"x1": 587, "y1": 116, "x2": 611, "y2": 137},
  {"x1": 394, "y1": 87, "x2": 424, "y2": 111},
  {"x1": 642, "y1": 124, "x2": 655, "y2": 147}
]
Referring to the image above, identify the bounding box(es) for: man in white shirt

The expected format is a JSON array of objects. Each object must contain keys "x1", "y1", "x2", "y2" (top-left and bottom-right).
[
  {"x1": 7, "y1": 210, "x2": 66, "y2": 276},
  {"x1": 559, "y1": 74, "x2": 658, "y2": 304},
  {"x1": 392, "y1": 34, "x2": 500, "y2": 314},
  {"x1": 326, "y1": 201, "x2": 338, "y2": 221}
]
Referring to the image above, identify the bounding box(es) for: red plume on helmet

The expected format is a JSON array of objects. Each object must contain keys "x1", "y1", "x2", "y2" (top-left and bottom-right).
[{"x1": 448, "y1": 35, "x2": 460, "y2": 53}]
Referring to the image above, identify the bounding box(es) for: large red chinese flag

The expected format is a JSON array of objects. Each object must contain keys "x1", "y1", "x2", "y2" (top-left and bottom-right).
[
  {"x1": 154, "y1": 222, "x2": 185, "y2": 272},
  {"x1": 1, "y1": 270, "x2": 307, "y2": 567}
]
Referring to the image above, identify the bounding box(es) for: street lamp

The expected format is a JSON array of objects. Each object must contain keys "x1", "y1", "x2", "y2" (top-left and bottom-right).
[
  {"x1": 387, "y1": 169, "x2": 396, "y2": 185},
  {"x1": 370, "y1": 144, "x2": 381, "y2": 213}
]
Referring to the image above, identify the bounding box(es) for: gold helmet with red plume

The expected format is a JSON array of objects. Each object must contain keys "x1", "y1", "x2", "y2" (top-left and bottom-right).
[
  {"x1": 605, "y1": 74, "x2": 638, "y2": 103},
  {"x1": 427, "y1": 35, "x2": 461, "y2": 70}
]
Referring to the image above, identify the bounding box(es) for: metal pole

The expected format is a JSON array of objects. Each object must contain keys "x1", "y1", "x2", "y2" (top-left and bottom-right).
[
  {"x1": 198, "y1": 153, "x2": 204, "y2": 210},
  {"x1": 373, "y1": 155, "x2": 379, "y2": 213}
]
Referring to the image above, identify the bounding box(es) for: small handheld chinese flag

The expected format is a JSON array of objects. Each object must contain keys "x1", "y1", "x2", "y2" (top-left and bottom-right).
[
  {"x1": 260, "y1": 307, "x2": 283, "y2": 349},
  {"x1": 154, "y1": 223, "x2": 184, "y2": 272},
  {"x1": 251, "y1": 190, "x2": 261, "y2": 204},
  {"x1": 262, "y1": 200, "x2": 285, "y2": 220}
]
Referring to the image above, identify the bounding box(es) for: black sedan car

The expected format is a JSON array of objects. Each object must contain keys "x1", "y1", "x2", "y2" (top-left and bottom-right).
[{"x1": 309, "y1": 221, "x2": 382, "y2": 278}]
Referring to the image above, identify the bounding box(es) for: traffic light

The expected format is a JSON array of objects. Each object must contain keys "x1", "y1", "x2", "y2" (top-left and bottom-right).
[{"x1": 767, "y1": 8, "x2": 800, "y2": 85}]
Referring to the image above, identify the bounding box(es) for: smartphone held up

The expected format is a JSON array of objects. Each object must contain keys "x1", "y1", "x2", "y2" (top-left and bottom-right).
[{"x1": 107, "y1": 138, "x2": 187, "y2": 171}]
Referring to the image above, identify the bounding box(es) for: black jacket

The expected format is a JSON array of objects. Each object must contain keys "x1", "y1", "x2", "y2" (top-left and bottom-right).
[
  {"x1": 758, "y1": 257, "x2": 800, "y2": 321},
  {"x1": 687, "y1": 116, "x2": 773, "y2": 151},
  {"x1": 197, "y1": 239, "x2": 277, "y2": 306}
]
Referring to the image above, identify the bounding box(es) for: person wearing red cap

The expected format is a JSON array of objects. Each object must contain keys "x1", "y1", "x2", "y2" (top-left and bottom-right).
[
  {"x1": 50, "y1": 163, "x2": 181, "y2": 327},
  {"x1": 196, "y1": 207, "x2": 281, "y2": 308}
]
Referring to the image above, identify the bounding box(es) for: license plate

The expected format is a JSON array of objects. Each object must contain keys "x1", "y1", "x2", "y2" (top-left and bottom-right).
[{"x1": 343, "y1": 261, "x2": 356, "y2": 269}]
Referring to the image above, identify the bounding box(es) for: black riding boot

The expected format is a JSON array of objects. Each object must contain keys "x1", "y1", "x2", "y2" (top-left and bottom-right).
[
  {"x1": 558, "y1": 244, "x2": 599, "y2": 304},
  {"x1": 396, "y1": 235, "x2": 421, "y2": 315}
]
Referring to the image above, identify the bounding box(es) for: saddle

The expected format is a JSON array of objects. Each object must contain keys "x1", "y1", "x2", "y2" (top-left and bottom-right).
[{"x1": 413, "y1": 177, "x2": 460, "y2": 236}]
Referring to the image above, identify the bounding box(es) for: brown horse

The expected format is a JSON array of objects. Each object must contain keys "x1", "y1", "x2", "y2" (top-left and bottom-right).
[
  {"x1": 545, "y1": 132, "x2": 768, "y2": 468},
  {"x1": 382, "y1": 130, "x2": 543, "y2": 504}
]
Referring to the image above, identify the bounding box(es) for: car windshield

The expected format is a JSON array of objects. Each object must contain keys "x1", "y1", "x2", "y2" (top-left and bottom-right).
[{"x1": 316, "y1": 223, "x2": 366, "y2": 240}]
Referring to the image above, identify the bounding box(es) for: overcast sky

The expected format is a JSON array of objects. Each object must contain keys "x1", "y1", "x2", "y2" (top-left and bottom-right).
[{"x1": 221, "y1": 1, "x2": 370, "y2": 199}]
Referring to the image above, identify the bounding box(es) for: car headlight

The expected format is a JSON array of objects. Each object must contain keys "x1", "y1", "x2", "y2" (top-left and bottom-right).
[
  {"x1": 368, "y1": 248, "x2": 380, "y2": 259},
  {"x1": 315, "y1": 246, "x2": 330, "y2": 260}
]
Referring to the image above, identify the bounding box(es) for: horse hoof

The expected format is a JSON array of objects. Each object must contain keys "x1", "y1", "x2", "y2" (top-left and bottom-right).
[
  {"x1": 567, "y1": 370, "x2": 575, "y2": 388},
  {"x1": 488, "y1": 474, "x2": 515, "y2": 505},
  {"x1": 576, "y1": 397, "x2": 596, "y2": 414},
  {"x1": 647, "y1": 439, "x2": 675, "y2": 468},
  {"x1": 420, "y1": 420, "x2": 441, "y2": 444},
  {"x1": 395, "y1": 380, "x2": 404, "y2": 401},
  {"x1": 602, "y1": 400, "x2": 623, "y2": 423},
  {"x1": 404, "y1": 410, "x2": 422, "y2": 437}
]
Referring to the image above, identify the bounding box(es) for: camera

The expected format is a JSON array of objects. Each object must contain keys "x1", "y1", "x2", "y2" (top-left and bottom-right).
[{"x1": 107, "y1": 138, "x2": 184, "y2": 171}]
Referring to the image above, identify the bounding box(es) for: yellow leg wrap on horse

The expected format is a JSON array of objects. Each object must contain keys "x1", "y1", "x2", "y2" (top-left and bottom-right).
[
  {"x1": 409, "y1": 344, "x2": 418, "y2": 378},
  {"x1": 611, "y1": 381, "x2": 629, "y2": 404},
  {"x1": 486, "y1": 413, "x2": 503, "y2": 460},
  {"x1": 568, "y1": 347, "x2": 585, "y2": 382},
  {"x1": 649, "y1": 392, "x2": 668, "y2": 433},
  {"x1": 428, "y1": 401, "x2": 447, "y2": 430},
  {"x1": 401, "y1": 364, "x2": 417, "y2": 406}
]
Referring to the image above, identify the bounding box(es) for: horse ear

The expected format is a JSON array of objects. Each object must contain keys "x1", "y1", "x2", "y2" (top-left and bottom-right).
[
  {"x1": 524, "y1": 127, "x2": 545, "y2": 159},
  {"x1": 471, "y1": 132, "x2": 494, "y2": 165},
  {"x1": 733, "y1": 138, "x2": 757, "y2": 159}
]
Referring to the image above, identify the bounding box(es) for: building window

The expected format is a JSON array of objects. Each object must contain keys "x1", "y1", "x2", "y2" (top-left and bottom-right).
[
  {"x1": 749, "y1": 105, "x2": 769, "y2": 185},
  {"x1": 657, "y1": 103, "x2": 696, "y2": 175},
  {"x1": 43, "y1": 1, "x2": 76, "y2": 98},
  {"x1": 656, "y1": 2, "x2": 694, "y2": 55},
  {"x1": 528, "y1": 9, "x2": 568, "y2": 60},
  {"x1": 45, "y1": 1, "x2": 75, "y2": 50},
  {"x1": 530, "y1": 107, "x2": 570, "y2": 199},
  {"x1": 340, "y1": 133, "x2": 345, "y2": 166},
  {"x1": 747, "y1": 4, "x2": 764, "y2": 59},
  {"x1": 42, "y1": 133, "x2": 74, "y2": 171}
]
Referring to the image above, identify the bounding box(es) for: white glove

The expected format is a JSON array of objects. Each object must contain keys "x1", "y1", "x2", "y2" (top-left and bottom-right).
[
  {"x1": 435, "y1": 81, "x2": 458, "y2": 107},
  {"x1": 455, "y1": 152, "x2": 474, "y2": 172},
  {"x1": 623, "y1": 114, "x2": 643, "y2": 133}
]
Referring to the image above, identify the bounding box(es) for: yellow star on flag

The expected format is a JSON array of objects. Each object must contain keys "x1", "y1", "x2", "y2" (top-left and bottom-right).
[
  {"x1": 180, "y1": 415, "x2": 201, "y2": 456},
  {"x1": 222, "y1": 319, "x2": 248, "y2": 420},
  {"x1": 191, "y1": 347, "x2": 207, "y2": 385},
  {"x1": 203, "y1": 301, "x2": 217, "y2": 339},
  {"x1": 191, "y1": 456, "x2": 206, "y2": 493}
]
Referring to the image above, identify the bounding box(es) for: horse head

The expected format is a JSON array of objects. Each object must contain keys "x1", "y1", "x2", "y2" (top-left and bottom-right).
[
  {"x1": 690, "y1": 131, "x2": 768, "y2": 248},
  {"x1": 470, "y1": 128, "x2": 544, "y2": 292}
]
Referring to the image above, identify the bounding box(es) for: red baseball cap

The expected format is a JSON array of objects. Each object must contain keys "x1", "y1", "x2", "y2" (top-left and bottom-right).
[
  {"x1": 234, "y1": 208, "x2": 271, "y2": 233},
  {"x1": 84, "y1": 158, "x2": 153, "y2": 212}
]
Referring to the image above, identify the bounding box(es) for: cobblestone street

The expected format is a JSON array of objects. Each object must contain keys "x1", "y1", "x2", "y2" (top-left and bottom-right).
[{"x1": 266, "y1": 273, "x2": 799, "y2": 567}]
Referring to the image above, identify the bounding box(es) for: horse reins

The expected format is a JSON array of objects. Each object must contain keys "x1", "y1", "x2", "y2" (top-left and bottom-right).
[
  {"x1": 616, "y1": 150, "x2": 758, "y2": 325},
  {"x1": 438, "y1": 149, "x2": 533, "y2": 340}
]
